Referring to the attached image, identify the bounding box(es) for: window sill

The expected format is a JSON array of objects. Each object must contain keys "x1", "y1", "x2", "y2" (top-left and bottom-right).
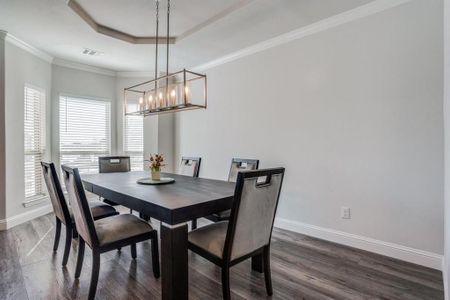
[{"x1": 23, "y1": 195, "x2": 49, "y2": 208}]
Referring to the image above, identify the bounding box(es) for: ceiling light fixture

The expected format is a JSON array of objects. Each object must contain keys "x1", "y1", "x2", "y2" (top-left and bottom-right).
[{"x1": 124, "y1": 0, "x2": 207, "y2": 117}]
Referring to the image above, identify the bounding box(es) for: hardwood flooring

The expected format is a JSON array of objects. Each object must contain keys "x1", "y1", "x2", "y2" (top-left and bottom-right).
[{"x1": 0, "y1": 212, "x2": 444, "y2": 300}]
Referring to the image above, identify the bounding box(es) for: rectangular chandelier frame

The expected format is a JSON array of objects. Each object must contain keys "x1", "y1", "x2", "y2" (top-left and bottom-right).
[{"x1": 124, "y1": 69, "x2": 207, "y2": 117}]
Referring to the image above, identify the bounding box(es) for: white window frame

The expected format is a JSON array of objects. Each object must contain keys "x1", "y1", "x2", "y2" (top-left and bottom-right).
[
  {"x1": 59, "y1": 94, "x2": 111, "y2": 174},
  {"x1": 24, "y1": 84, "x2": 46, "y2": 201},
  {"x1": 123, "y1": 106, "x2": 144, "y2": 171}
]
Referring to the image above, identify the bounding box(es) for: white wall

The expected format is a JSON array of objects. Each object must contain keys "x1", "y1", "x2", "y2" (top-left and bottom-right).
[
  {"x1": 443, "y1": 0, "x2": 450, "y2": 295},
  {"x1": 51, "y1": 65, "x2": 117, "y2": 167},
  {"x1": 0, "y1": 31, "x2": 6, "y2": 222},
  {"x1": 176, "y1": 0, "x2": 444, "y2": 260},
  {"x1": 4, "y1": 42, "x2": 52, "y2": 219}
]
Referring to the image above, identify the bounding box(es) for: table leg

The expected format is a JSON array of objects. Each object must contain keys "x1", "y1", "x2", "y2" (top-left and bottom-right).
[
  {"x1": 161, "y1": 222, "x2": 189, "y2": 300},
  {"x1": 252, "y1": 253, "x2": 264, "y2": 273}
]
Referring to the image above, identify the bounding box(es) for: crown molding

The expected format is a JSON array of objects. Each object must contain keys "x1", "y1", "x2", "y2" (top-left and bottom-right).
[
  {"x1": 116, "y1": 71, "x2": 155, "y2": 78},
  {"x1": 4, "y1": 33, "x2": 53, "y2": 63},
  {"x1": 193, "y1": 0, "x2": 413, "y2": 72},
  {"x1": 68, "y1": 0, "x2": 251, "y2": 45},
  {"x1": 52, "y1": 58, "x2": 116, "y2": 76},
  {"x1": 176, "y1": 0, "x2": 255, "y2": 42},
  {"x1": 67, "y1": 0, "x2": 175, "y2": 45}
]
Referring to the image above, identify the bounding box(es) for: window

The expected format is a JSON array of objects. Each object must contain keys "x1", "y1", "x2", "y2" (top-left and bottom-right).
[
  {"x1": 59, "y1": 96, "x2": 111, "y2": 174},
  {"x1": 24, "y1": 85, "x2": 46, "y2": 199},
  {"x1": 124, "y1": 103, "x2": 144, "y2": 171}
]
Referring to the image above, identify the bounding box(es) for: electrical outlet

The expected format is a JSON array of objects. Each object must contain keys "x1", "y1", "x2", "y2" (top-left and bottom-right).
[{"x1": 341, "y1": 207, "x2": 351, "y2": 219}]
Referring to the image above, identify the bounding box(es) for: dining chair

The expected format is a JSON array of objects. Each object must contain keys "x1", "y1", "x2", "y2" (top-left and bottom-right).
[
  {"x1": 188, "y1": 168, "x2": 285, "y2": 300},
  {"x1": 179, "y1": 156, "x2": 201, "y2": 177},
  {"x1": 205, "y1": 158, "x2": 259, "y2": 223},
  {"x1": 41, "y1": 162, "x2": 119, "y2": 266},
  {"x1": 61, "y1": 165, "x2": 160, "y2": 300},
  {"x1": 179, "y1": 157, "x2": 202, "y2": 229},
  {"x1": 98, "y1": 156, "x2": 131, "y2": 206}
]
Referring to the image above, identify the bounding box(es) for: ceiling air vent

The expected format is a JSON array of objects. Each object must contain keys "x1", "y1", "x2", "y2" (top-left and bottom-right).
[{"x1": 82, "y1": 48, "x2": 104, "y2": 56}]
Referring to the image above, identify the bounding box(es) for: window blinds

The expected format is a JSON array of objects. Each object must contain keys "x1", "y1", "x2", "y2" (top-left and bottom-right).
[
  {"x1": 124, "y1": 112, "x2": 144, "y2": 171},
  {"x1": 24, "y1": 86, "x2": 45, "y2": 199},
  {"x1": 59, "y1": 96, "x2": 111, "y2": 174}
]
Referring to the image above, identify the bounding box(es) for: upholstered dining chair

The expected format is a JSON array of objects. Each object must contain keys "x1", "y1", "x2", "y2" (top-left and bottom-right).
[
  {"x1": 188, "y1": 168, "x2": 285, "y2": 300},
  {"x1": 98, "y1": 156, "x2": 131, "y2": 206},
  {"x1": 179, "y1": 157, "x2": 202, "y2": 229},
  {"x1": 61, "y1": 165, "x2": 160, "y2": 300},
  {"x1": 41, "y1": 162, "x2": 118, "y2": 266},
  {"x1": 204, "y1": 158, "x2": 259, "y2": 223},
  {"x1": 179, "y1": 156, "x2": 202, "y2": 177}
]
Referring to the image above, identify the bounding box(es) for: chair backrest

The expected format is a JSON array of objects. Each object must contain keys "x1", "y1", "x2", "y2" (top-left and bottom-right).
[
  {"x1": 99, "y1": 156, "x2": 131, "y2": 173},
  {"x1": 179, "y1": 157, "x2": 201, "y2": 177},
  {"x1": 224, "y1": 168, "x2": 285, "y2": 261},
  {"x1": 41, "y1": 162, "x2": 71, "y2": 225},
  {"x1": 61, "y1": 165, "x2": 99, "y2": 247},
  {"x1": 228, "y1": 158, "x2": 259, "y2": 182}
]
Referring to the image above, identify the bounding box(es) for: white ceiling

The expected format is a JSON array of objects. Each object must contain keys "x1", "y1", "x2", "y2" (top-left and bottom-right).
[{"x1": 0, "y1": 0, "x2": 374, "y2": 72}]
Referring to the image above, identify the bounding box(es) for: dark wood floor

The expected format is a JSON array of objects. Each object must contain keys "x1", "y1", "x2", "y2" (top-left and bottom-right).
[{"x1": 0, "y1": 212, "x2": 444, "y2": 300}]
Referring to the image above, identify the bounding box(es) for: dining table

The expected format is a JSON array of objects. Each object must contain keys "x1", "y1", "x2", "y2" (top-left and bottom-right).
[{"x1": 81, "y1": 171, "x2": 264, "y2": 300}]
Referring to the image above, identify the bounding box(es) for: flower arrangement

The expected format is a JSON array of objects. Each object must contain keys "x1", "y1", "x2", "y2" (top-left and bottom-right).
[
  {"x1": 146, "y1": 154, "x2": 166, "y2": 181},
  {"x1": 148, "y1": 154, "x2": 166, "y2": 171}
]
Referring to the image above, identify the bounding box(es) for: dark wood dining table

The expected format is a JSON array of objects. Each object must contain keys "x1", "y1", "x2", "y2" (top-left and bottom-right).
[{"x1": 81, "y1": 171, "x2": 239, "y2": 300}]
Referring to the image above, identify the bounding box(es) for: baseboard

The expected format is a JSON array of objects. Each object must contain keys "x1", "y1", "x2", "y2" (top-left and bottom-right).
[
  {"x1": 274, "y1": 217, "x2": 443, "y2": 270},
  {"x1": 0, "y1": 204, "x2": 53, "y2": 231}
]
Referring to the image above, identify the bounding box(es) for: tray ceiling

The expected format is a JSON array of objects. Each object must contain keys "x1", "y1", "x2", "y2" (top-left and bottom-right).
[{"x1": 0, "y1": 0, "x2": 375, "y2": 72}]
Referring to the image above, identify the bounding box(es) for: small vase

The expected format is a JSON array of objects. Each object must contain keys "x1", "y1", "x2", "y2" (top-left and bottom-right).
[{"x1": 151, "y1": 169, "x2": 161, "y2": 181}]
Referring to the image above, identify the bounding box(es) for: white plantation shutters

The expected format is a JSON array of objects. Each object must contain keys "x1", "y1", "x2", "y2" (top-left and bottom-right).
[
  {"x1": 59, "y1": 96, "x2": 111, "y2": 174},
  {"x1": 124, "y1": 104, "x2": 144, "y2": 171},
  {"x1": 24, "y1": 85, "x2": 46, "y2": 199}
]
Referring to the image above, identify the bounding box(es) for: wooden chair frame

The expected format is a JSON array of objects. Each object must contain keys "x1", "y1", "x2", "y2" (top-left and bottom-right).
[
  {"x1": 61, "y1": 165, "x2": 160, "y2": 300},
  {"x1": 41, "y1": 162, "x2": 119, "y2": 266},
  {"x1": 188, "y1": 168, "x2": 285, "y2": 299}
]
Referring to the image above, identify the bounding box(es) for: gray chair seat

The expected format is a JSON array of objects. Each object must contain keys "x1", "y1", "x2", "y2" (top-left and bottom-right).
[
  {"x1": 95, "y1": 214, "x2": 154, "y2": 246},
  {"x1": 69, "y1": 200, "x2": 118, "y2": 221},
  {"x1": 188, "y1": 221, "x2": 228, "y2": 258}
]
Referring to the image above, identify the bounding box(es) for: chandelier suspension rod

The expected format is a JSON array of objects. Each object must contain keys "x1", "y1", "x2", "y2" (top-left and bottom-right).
[
  {"x1": 165, "y1": 0, "x2": 170, "y2": 106},
  {"x1": 154, "y1": 0, "x2": 159, "y2": 92}
]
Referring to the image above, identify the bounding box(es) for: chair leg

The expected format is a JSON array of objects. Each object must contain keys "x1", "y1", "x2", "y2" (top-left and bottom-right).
[
  {"x1": 263, "y1": 246, "x2": 273, "y2": 296},
  {"x1": 88, "y1": 251, "x2": 101, "y2": 300},
  {"x1": 75, "y1": 238, "x2": 85, "y2": 278},
  {"x1": 151, "y1": 234, "x2": 160, "y2": 278},
  {"x1": 62, "y1": 225, "x2": 72, "y2": 266},
  {"x1": 139, "y1": 212, "x2": 150, "y2": 222},
  {"x1": 72, "y1": 227, "x2": 78, "y2": 239},
  {"x1": 191, "y1": 219, "x2": 197, "y2": 230},
  {"x1": 131, "y1": 243, "x2": 137, "y2": 259},
  {"x1": 221, "y1": 267, "x2": 231, "y2": 300},
  {"x1": 53, "y1": 218, "x2": 61, "y2": 252}
]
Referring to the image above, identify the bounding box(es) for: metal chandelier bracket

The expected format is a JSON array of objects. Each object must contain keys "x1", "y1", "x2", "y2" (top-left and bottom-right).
[{"x1": 124, "y1": 0, "x2": 207, "y2": 117}]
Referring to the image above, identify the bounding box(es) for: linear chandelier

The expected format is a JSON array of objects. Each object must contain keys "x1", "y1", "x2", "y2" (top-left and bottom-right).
[{"x1": 124, "y1": 0, "x2": 207, "y2": 117}]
